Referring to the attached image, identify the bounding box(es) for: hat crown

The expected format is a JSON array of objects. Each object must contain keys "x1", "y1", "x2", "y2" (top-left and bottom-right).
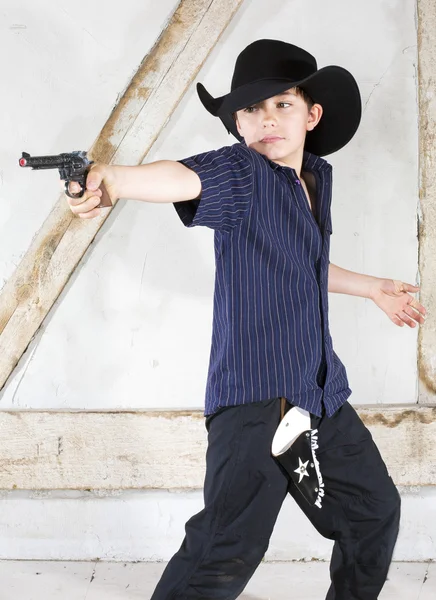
[{"x1": 231, "y1": 39, "x2": 318, "y2": 90}]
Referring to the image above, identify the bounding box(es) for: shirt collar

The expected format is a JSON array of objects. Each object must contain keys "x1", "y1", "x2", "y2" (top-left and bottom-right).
[
  {"x1": 238, "y1": 142, "x2": 332, "y2": 174},
  {"x1": 301, "y1": 150, "x2": 332, "y2": 173}
]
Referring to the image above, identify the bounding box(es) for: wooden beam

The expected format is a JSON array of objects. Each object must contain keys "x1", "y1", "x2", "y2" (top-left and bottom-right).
[
  {"x1": 0, "y1": 0, "x2": 244, "y2": 391},
  {"x1": 417, "y1": 0, "x2": 436, "y2": 402},
  {"x1": 1, "y1": 405, "x2": 435, "y2": 490}
]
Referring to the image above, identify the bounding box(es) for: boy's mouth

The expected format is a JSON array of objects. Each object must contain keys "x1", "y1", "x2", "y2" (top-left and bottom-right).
[{"x1": 260, "y1": 136, "x2": 284, "y2": 143}]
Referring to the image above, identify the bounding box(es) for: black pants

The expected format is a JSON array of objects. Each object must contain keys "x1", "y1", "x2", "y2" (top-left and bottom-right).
[{"x1": 150, "y1": 398, "x2": 401, "y2": 600}]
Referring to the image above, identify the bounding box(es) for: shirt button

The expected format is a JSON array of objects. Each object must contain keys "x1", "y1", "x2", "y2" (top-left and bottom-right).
[{"x1": 295, "y1": 180, "x2": 301, "y2": 185}]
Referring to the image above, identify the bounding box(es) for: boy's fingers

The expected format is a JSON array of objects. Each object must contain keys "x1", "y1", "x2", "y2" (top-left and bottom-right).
[
  {"x1": 69, "y1": 195, "x2": 101, "y2": 214},
  {"x1": 409, "y1": 297, "x2": 426, "y2": 316},
  {"x1": 398, "y1": 311, "x2": 416, "y2": 328},
  {"x1": 66, "y1": 193, "x2": 83, "y2": 207},
  {"x1": 66, "y1": 190, "x2": 86, "y2": 207},
  {"x1": 404, "y1": 306, "x2": 425, "y2": 324},
  {"x1": 66, "y1": 182, "x2": 84, "y2": 200},
  {"x1": 66, "y1": 182, "x2": 79, "y2": 195},
  {"x1": 68, "y1": 182, "x2": 100, "y2": 194},
  {"x1": 86, "y1": 178, "x2": 99, "y2": 191},
  {"x1": 393, "y1": 280, "x2": 420, "y2": 294},
  {"x1": 392, "y1": 315, "x2": 404, "y2": 327},
  {"x1": 78, "y1": 207, "x2": 101, "y2": 219},
  {"x1": 86, "y1": 166, "x2": 105, "y2": 191},
  {"x1": 66, "y1": 185, "x2": 101, "y2": 207}
]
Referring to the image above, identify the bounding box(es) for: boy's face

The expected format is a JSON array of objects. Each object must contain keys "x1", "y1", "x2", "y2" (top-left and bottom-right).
[{"x1": 235, "y1": 88, "x2": 323, "y2": 167}]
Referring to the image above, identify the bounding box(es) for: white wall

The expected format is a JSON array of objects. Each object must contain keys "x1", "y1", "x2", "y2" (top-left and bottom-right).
[
  {"x1": 0, "y1": 0, "x2": 425, "y2": 561},
  {"x1": 0, "y1": 0, "x2": 419, "y2": 411},
  {"x1": 1, "y1": 487, "x2": 435, "y2": 562}
]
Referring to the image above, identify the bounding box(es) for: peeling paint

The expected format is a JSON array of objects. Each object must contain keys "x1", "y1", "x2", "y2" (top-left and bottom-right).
[
  {"x1": 418, "y1": 340, "x2": 436, "y2": 394},
  {"x1": 0, "y1": 456, "x2": 39, "y2": 468},
  {"x1": 361, "y1": 407, "x2": 436, "y2": 427}
]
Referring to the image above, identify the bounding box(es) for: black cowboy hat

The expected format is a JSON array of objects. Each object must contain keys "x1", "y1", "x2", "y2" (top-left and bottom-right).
[{"x1": 196, "y1": 39, "x2": 362, "y2": 157}]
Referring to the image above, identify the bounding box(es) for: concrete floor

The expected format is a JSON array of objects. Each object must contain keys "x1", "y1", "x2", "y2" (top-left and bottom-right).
[{"x1": 0, "y1": 560, "x2": 434, "y2": 599}]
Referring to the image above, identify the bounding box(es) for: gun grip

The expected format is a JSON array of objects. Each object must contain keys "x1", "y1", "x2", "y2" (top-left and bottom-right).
[{"x1": 97, "y1": 182, "x2": 113, "y2": 208}]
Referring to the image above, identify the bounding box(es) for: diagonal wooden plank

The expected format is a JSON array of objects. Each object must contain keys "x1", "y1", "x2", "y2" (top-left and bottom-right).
[
  {"x1": 417, "y1": 0, "x2": 436, "y2": 403},
  {"x1": 0, "y1": 0, "x2": 244, "y2": 391},
  {"x1": 0, "y1": 405, "x2": 435, "y2": 490}
]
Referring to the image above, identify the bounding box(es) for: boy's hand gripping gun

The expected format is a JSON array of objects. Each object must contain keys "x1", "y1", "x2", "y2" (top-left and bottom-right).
[{"x1": 19, "y1": 151, "x2": 112, "y2": 208}]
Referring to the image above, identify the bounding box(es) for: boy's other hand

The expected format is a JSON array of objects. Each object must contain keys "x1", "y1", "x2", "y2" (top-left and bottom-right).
[
  {"x1": 64, "y1": 164, "x2": 116, "y2": 219},
  {"x1": 370, "y1": 278, "x2": 427, "y2": 328}
]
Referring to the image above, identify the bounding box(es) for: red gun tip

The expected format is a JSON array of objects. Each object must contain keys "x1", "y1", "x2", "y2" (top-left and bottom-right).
[{"x1": 19, "y1": 158, "x2": 27, "y2": 167}]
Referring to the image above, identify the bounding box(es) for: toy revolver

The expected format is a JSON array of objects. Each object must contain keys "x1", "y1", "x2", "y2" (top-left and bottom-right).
[{"x1": 19, "y1": 150, "x2": 112, "y2": 208}]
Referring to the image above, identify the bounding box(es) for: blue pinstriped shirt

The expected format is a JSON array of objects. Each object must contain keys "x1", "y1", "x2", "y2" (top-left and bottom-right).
[{"x1": 174, "y1": 142, "x2": 352, "y2": 417}]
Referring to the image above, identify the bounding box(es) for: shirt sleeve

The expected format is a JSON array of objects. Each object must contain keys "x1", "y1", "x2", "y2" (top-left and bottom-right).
[{"x1": 173, "y1": 144, "x2": 254, "y2": 233}]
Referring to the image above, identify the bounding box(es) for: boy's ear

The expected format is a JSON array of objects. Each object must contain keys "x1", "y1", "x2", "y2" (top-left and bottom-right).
[{"x1": 307, "y1": 103, "x2": 323, "y2": 131}]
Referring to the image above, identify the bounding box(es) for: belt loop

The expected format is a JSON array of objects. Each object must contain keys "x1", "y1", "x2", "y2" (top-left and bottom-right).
[{"x1": 280, "y1": 397, "x2": 286, "y2": 421}]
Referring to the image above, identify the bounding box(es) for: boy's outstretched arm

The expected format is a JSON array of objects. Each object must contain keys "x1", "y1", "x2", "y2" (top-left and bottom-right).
[
  {"x1": 328, "y1": 263, "x2": 426, "y2": 328},
  {"x1": 65, "y1": 161, "x2": 201, "y2": 219}
]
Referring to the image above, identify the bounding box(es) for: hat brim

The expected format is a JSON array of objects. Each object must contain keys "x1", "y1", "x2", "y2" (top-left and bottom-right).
[{"x1": 197, "y1": 66, "x2": 362, "y2": 157}]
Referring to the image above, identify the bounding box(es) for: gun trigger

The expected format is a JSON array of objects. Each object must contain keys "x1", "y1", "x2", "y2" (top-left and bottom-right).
[{"x1": 65, "y1": 181, "x2": 85, "y2": 199}]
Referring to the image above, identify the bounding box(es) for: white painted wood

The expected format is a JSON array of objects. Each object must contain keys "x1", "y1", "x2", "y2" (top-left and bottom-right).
[
  {"x1": 0, "y1": 405, "x2": 435, "y2": 490},
  {"x1": 417, "y1": 0, "x2": 436, "y2": 403},
  {"x1": 0, "y1": 0, "x2": 244, "y2": 391},
  {"x1": 0, "y1": 410, "x2": 206, "y2": 490}
]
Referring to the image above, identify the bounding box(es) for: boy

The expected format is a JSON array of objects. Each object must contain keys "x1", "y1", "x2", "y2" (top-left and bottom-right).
[{"x1": 66, "y1": 40, "x2": 426, "y2": 599}]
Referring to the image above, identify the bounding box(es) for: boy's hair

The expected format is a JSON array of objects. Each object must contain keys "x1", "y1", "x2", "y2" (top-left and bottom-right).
[
  {"x1": 233, "y1": 86, "x2": 315, "y2": 122},
  {"x1": 293, "y1": 86, "x2": 315, "y2": 111}
]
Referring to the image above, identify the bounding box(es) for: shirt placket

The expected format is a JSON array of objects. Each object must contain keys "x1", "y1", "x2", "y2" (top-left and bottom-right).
[
  {"x1": 286, "y1": 164, "x2": 333, "y2": 397},
  {"x1": 313, "y1": 169, "x2": 334, "y2": 395}
]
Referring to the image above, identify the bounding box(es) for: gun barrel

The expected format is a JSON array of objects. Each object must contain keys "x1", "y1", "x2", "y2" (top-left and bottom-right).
[
  {"x1": 19, "y1": 151, "x2": 89, "y2": 170},
  {"x1": 19, "y1": 154, "x2": 70, "y2": 169}
]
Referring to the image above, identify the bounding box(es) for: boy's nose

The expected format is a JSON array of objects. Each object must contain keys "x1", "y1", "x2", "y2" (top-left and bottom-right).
[
  {"x1": 262, "y1": 111, "x2": 278, "y2": 126},
  {"x1": 262, "y1": 117, "x2": 277, "y2": 127}
]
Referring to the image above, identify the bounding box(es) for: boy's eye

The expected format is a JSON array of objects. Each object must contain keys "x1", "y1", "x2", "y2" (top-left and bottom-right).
[{"x1": 243, "y1": 102, "x2": 291, "y2": 113}]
